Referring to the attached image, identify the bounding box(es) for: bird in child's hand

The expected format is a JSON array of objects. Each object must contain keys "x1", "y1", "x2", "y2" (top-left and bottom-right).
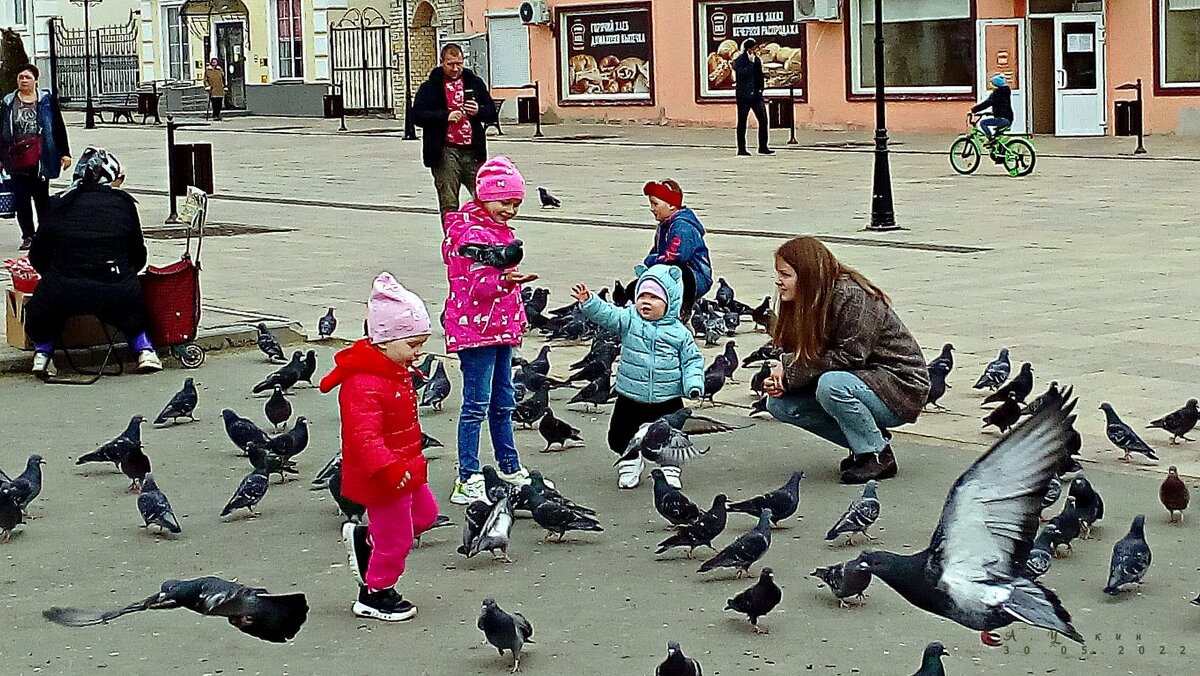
[{"x1": 458, "y1": 241, "x2": 524, "y2": 269}]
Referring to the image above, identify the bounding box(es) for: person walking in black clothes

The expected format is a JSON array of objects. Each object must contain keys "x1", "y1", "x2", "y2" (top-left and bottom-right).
[{"x1": 733, "y1": 39, "x2": 773, "y2": 156}]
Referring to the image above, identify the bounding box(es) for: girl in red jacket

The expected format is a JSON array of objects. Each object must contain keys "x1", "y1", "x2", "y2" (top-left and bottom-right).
[{"x1": 320, "y1": 272, "x2": 437, "y2": 622}]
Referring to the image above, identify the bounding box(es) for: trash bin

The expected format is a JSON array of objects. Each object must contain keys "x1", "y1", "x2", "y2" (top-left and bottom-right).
[
  {"x1": 517, "y1": 96, "x2": 540, "y2": 124},
  {"x1": 323, "y1": 93, "x2": 344, "y2": 119},
  {"x1": 170, "y1": 143, "x2": 214, "y2": 196},
  {"x1": 137, "y1": 92, "x2": 161, "y2": 122},
  {"x1": 768, "y1": 98, "x2": 793, "y2": 130},
  {"x1": 1114, "y1": 100, "x2": 1141, "y2": 137}
]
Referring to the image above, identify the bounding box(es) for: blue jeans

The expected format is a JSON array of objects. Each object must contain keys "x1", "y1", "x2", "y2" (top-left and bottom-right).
[
  {"x1": 766, "y1": 371, "x2": 905, "y2": 456},
  {"x1": 456, "y1": 345, "x2": 520, "y2": 480},
  {"x1": 980, "y1": 117, "x2": 1011, "y2": 140}
]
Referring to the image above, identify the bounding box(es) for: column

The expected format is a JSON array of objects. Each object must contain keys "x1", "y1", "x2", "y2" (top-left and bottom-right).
[
  {"x1": 139, "y1": 1, "x2": 156, "y2": 82},
  {"x1": 311, "y1": 0, "x2": 347, "y2": 82}
]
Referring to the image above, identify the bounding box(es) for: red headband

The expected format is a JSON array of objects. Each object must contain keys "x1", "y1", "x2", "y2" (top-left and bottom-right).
[{"x1": 643, "y1": 181, "x2": 683, "y2": 209}]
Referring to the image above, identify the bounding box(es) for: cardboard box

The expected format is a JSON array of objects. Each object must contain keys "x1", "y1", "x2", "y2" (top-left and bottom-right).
[{"x1": 6, "y1": 288, "x2": 115, "y2": 351}]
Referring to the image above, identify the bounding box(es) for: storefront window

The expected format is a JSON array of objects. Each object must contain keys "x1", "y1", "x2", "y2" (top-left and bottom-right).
[
  {"x1": 165, "y1": 6, "x2": 191, "y2": 83},
  {"x1": 850, "y1": 0, "x2": 973, "y2": 95},
  {"x1": 696, "y1": 1, "x2": 806, "y2": 100},
  {"x1": 276, "y1": 0, "x2": 304, "y2": 79},
  {"x1": 558, "y1": 3, "x2": 654, "y2": 105},
  {"x1": 15, "y1": 0, "x2": 27, "y2": 26},
  {"x1": 1162, "y1": 0, "x2": 1200, "y2": 87}
]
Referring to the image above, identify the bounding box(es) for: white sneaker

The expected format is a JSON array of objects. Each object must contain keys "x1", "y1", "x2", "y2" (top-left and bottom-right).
[
  {"x1": 450, "y1": 474, "x2": 487, "y2": 505},
  {"x1": 137, "y1": 349, "x2": 163, "y2": 372},
  {"x1": 31, "y1": 352, "x2": 55, "y2": 377},
  {"x1": 497, "y1": 466, "x2": 532, "y2": 486},
  {"x1": 617, "y1": 456, "x2": 645, "y2": 489},
  {"x1": 658, "y1": 465, "x2": 683, "y2": 489}
]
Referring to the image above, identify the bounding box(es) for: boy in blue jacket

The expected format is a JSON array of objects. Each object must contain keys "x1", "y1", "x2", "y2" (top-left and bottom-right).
[
  {"x1": 572, "y1": 264, "x2": 705, "y2": 489},
  {"x1": 642, "y1": 180, "x2": 713, "y2": 315}
]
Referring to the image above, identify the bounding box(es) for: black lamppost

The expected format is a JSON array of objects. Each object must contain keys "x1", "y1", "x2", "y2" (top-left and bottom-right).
[
  {"x1": 867, "y1": 0, "x2": 899, "y2": 231},
  {"x1": 73, "y1": 0, "x2": 104, "y2": 130},
  {"x1": 401, "y1": 0, "x2": 417, "y2": 140}
]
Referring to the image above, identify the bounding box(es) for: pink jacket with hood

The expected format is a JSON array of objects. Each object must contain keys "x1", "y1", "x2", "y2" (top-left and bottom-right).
[{"x1": 440, "y1": 200, "x2": 527, "y2": 352}]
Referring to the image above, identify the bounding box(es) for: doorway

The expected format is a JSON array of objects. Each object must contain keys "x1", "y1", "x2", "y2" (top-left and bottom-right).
[
  {"x1": 211, "y1": 21, "x2": 246, "y2": 109},
  {"x1": 976, "y1": 19, "x2": 1029, "y2": 134},
  {"x1": 1028, "y1": 13, "x2": 1106, "y2": 136}
]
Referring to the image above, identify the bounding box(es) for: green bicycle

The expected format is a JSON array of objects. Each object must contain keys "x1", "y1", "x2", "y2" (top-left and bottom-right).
[{"x1": 950, "y1": 113, "x2": 1036, "y2": 177}]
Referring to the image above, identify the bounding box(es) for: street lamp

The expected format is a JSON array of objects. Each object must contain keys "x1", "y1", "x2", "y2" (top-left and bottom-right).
[
  {"x1": 401, "y1": 0, "x2": 417, "y2": 140},
  {"x1": 867, "y1": 0, "x2": 899, "y2": 231},
  {"x1": 72, "y1": 0, "x2": 104, "y2": 130}
]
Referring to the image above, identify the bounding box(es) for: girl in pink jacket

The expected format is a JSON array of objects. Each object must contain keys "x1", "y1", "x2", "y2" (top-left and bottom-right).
[{"x1": 441, "y1": 156, "x2": 537, "y2": 504}]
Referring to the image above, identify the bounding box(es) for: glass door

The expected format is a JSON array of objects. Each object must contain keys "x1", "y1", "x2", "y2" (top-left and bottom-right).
[
  {"x1": 1053, "y1": 14, "x2": 1105, "y2": 136},
  {"x1": 976, "y1": 19, "x2": 1029, "y2": 134}
]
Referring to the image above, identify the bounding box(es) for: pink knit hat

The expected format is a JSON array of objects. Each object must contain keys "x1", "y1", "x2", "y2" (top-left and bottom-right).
[
  {"x1": 367, "y1": 272, "x2": 431, "y2": 344},
  {"x1": 637, "y1": 278, "x2": 668, "y2": 302},
  {"x1": 476, "y1": 156, "x2": 526, "y2": 202}
]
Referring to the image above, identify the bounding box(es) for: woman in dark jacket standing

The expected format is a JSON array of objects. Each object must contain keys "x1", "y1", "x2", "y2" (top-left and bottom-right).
[
  {"x1": 0, "y1": 64, "x2": 72, "y2": 250},
  {"x1": 25, "y1": 147, "x2": 161, "y2": 376},
  {"x1": 763, "y1": 236, "x2": 929, "y2": 484},
  {"x1": 732, "y1": 39, "x2": 772, "y2": 156}
]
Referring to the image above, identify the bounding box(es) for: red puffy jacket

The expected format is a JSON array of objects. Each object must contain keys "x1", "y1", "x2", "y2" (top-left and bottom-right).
[{"x1": 319, "y1": 340, "x2": 427, "y2": 506}]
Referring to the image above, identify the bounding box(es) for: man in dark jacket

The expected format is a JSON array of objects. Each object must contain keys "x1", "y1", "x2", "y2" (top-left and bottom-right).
[
  {"x1": 733, "y1": 39, "x2": 772, "y2": 156},
  {"x1": 410, "y1": 44, "x2": 498, "y2": 215}
]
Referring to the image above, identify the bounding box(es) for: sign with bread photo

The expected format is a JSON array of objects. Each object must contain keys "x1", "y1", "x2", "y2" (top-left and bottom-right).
[
  {"x1": 558, "y1": 4, "x2": 654, "y2": 104},
  {"x1": 698, "y1": 1, "x2": 806, "y2": 99}
]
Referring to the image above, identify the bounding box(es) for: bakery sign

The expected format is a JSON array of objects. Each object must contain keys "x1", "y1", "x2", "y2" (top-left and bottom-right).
[
  {"x1": 559, "y1": 4, "x2": 654, "y2": 104},
  {"x1": 698, "y1": 1, "x2": 806, "y2": 99}
]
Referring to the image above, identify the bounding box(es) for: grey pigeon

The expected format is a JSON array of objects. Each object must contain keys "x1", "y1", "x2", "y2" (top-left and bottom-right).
[
  {"x1": 703, "y1": 314, "x2": 724, "y2": 347},
  {"x1": 983, "y1": 362, "x2": 1034, "y2": 406},
  {"x1": 77, "y1": 415, "x2": 145, "y2": 468},
  {"x1": 467, "y1": 496, "x2": 515, "y2": 562},
  {"x1": 527, "y1": 470, "x2": 591, "y2": 515},
  {"x1": 310, "y1": 453, "x2": 341, "y2": 491},
  {"x1": 1021, "y1": 382, "x2": 1061, "y2": 418},
  {"x1": 3, "y1": 454, "x2": 45, "y2": 514},
  {"x1": 1100, "y1": 402, "x2": 1158, "y2": 462},
  {"x1": 459, "y1": 240, "x2": 524, "y2": 269},
  {"x1": 656, "y1": 641, "x2": 702, "y2": 676},
  {"x1": 567, "y1": 370, "x2": 613, "y2": 412},
  {"x1": 715, "y1": 278, "x2": 735, "y2": 309},
  {"x1": 1068, "y1": 474, "x2": 1104, "y2": 539},
  {"x1": 412, "y1": 354, "x2": 436, "y2": 391},
  {"x1": 419, "y1": 361, "x2": 451, "y2": 410},
  {"x1": 1104, "y1": 515, "x2": 1151, "y2": 595},
  {"x1": 221, "y1": 409, "x2": 270, "y2": 455},
  {"x1": 246, "y1": 442, "x2": 297, "y2": 484},
  {"x1": 749, "y1": 296, "x2": 774, "y2": 332},
  {"x1": 912, "y1": 642, "x2": 949, "y2": 676},
  {"x1": 263, "y1": 416, "x2": 310, "y2": 462},
  {"x1": 1023, "y1": 525, "x2": 1057, "y2": 580},
  {"x1": 825, "y1": 480, "x2": 880, "y2": 544},
  {"x1": 1039, "y1": 476, "x2": 1062, "y2": 518},
  {"x1": 928, "y1": 343, "x2": 954, "y2": 374},
  {"x1": 566, "y1": 357, "x2": 609, "y2": 385},
  {"x1": 925, "y1": 363, "x2": 950, "y2": 411},
  {"x1": 972, "y1": 348, "x2": 1011, "y2": 390},
  {"x1": 1147, "y1": 399, "x2": 1199, "y2": 444},
  {"x1": 656, "y1": 494, "x2": 728, "y2": 557},
  {"x1": 539, "y1": 408, "x2": 583, "y2": 451},
  {"x1": 720, "y1": 341, "x2": 738, "y2": 378},
  {"x1": 478, "y1": 598, "x2": 535, "y2": 673},
  {"x1": 982, "y1": 392, "x2": 1022, "y2": 433},
  {"x1": 701, "y1": 359, "x2": 727, "y2": 406},
  {"x1": 1046, "y1": 496, "x2": 1083, "y2": 556},
  {"x1": 854, "y1": 388, "x2": 1084, "y2": 646},
  {"x1": 526, "y1": 346, "x2": 551, "y2": 376},
  {"x1": 513, "y1": 386, "x2": 550, "y2": 428},
  {"x1": 482, "y1": 465, "x2": 523, "y2": 505},
  {"x1": 521, "y1": 484, "x2": 603, "y2": 542},
  {"x1": 722, "y1": 310, "x2": 740, "y2": 336},
  {"x1": 728, "y1": 471, "x2": 804, "y2": 526},
  {"x1": 256, "y1": 323, "x2": 287, "y2": 364},
  {"x1": 457, "y1": 500, "x2": 493, "y2": 556},
  {"x1": 252, "y1": 352, "x2": 303, "y2": 394},
  {"x1": 698, "y1": 508, "x2": 772, "y2": 577},
  {"x1": 651, "y1": 468, "x2": 701, "y2": 527},
  {"x1": 725, "y1": 567, "x2": 782, "y2": 634},
  {"x1": 741, "y1": 341, "x2": 781, "y2": 367},
  {"x1": 264, "y1": 386, "x2": 292, "y2": 431},
  {"x1": 812, "y1": 558, "x2": 872, "y2": 608},
  {"x1": 538, "y1": 186, "x2": 561, "y2": 208},
  {"x1": 749, "y1": 395, "x2": 769, "y2": 418},
  {"x1": 0, "y1": 484, "x2": 24, "y2": 542},
  {"x1": 318, "y1": 308, "x2": 337, "y2": 339},
  {"x1": 154, "y1": 378, "x2": 198, "y2": 425},
  {"x1": 221, "y1": 467, "x2": 270, "y2": 518},
  {"x1": 137, "y1": 473, "x2": 181, "y2": 534},
  {"x1": 617, "y1": 419, "x2": 710, "y2": 470}
]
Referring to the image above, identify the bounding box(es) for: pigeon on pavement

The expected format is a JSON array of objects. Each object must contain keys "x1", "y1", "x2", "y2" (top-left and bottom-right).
[
  {"x1": 972, "y1": 348, "x2": 1011, "y2": 390},
  {"x1": 825, "y1": 480, "x2": 881, "y2": 545},
  {"x1": 526, "y1": 346, "x2": 552, "y2": 376},
  {"x1": 318, "y1": 308, "x2": 337, "y2": 339},
  {"x1": 246, "y1": 442, "x2": 297, "y2": 484},
  {"x1": 478, "y1": 598, "x2": 535, "y2": 673},
  {"x1": 652, "y1": 469, "x2": 701, "y2": 527},
  {"x1": 724, "y1": 567, "x2": 782, "y2": 634},
  {"x1": 521, "y1": 484, "x2": 603, "y2": 542},
  {"x1": 482, "y1": 465, "x2": 523, "y2": 505},
  {"x1": 327, "y1": 464, "x2": 365, "y2": 522},
  {"x1": 119, "y1": 445, "x2": 152, "y2": 492},
  {"x1": 264, "y1": 386, "x2": 292, "y2": 431},
  {"x1": 538, "y1": 408, "x2": 583, "y2": 452},
  {"x1": 750, "y1": 361, "x2": 772, "y2": 397},
  {"x1": 457, "y1": 500, "x2": 493, "y2": 556},
  {"x1": 3, "y1": 454, "x2": 45, "y2": 515},
  {"x1": 982, "y1": 362, "x2": 1034, "y2": 406},
  {"x1": 741, "y1": 340, "x2": 781, "y2": 367},
  {"x1": 256, "y1": 323, "x2": 287, "y2": 364},
  {"x1": 221, "y1": 467, "x2": 271, "y2": 518},
  {"x1": 749, "y1": 395, "x2": 769, "y2": 418},
  {"x1": 0, "y1": 485, "x2": 22, "y2": 543},
  {"x1": 812, "y1": 558, "x2": 872, "y2": 608},
  {"x1": 1046, "y1": 496, "x2": 1083, "y2": 556},
  {"x1": 1023, "y1": 525, "x2": 1057, "y2": 580},
  {"x1": 928, "y1": 343, "x2": 954, "y2": 374},
  {"x1": 1147, "y1": 399, "x2": 1199, "y2": 444},
  {"x1": 538, "y1": 186, "x2": 561, "y2": 208},
  {"x1": 728, "y1": 471, "x2": 804, "y2": 526},
  {"x1": 853, "y1": 388, "x2": 1084, "y2": 646},
  {"x1": 1100, "y1": 402, "x2": 1158, "y2": 462},
  {"x1": 749, "y1": 297, "x2": 774, "y2": 333},
  {"x1": 514, "y1": 386, "x2": 550, "y2": 428},
  {"x1": 77, "y1": 415, "x2": 145, "y2": 468},
  {"x1": 467, "y1": 496, "x2": 516, "y2": 563},
  {"x1": 1039, "y1": 476, "x2": 1062, "y2": 520},
  {"x1": 263, "y1": 417, "x2": 310, "y2": 462},
  {"x1": 701, "y1": 360, "x2": 726, "y2": 406},
  {"x1": 982, "y1": 392, "x2": 1022, "y2": 433},
  {"x1": 715, "y1": 278, "x2": 735, "y2": 309},
  {"x1": 656, "y1": 494, "x2": 728, "y2": 558},
  {"x1": 527, "y1": 470, "x2": 591, "y2": 516},
  {"x1": 655, "y1": 641, "x2": 702, "y2": 676},
  {"x1": 567, "y1": 370, "x2": 613, "y2": 412},
  {"x1": 1020, "y1": 382, "x2": 1060, "y2": 418},
  {"x1": 1104, "y1": 515, "x2": 1152, "y2": 595},
  {"x1": 154, "y1": 377, "x2": 198, "y2": 425},
  {"x1": 419, "y1": 361, "x2": 451, "y2": 411},
  {"x1": 911, "y1": 642, "x2": 949, "y2": 676},
  {"x1": 137, "y1": 473, "x2": 181, "y2": 534},
  {"x1": 925, "y1": 363, "x2": 950, "y2": 411},
  {"x1": 720, "y1": 341, "x2": 738, "y2": 377},
  {"x1": 698, "y1": 509, "x2": 772, "y2": 577},
  {"x1": 296, "y1": 350, "x2": 318, "y2": 387},
  {"x1": 252, "y1": 352, "x2": 303, "y2": 394},
  {"x1": 1160, "y1": 466, "x2": 1190, "y2": 523},
  {"x1": 458, "y1": 240, "x2": 524, "y2": 269},
  {"x1": 222, "y1": 409, "x2": 270, "y2": 455}
]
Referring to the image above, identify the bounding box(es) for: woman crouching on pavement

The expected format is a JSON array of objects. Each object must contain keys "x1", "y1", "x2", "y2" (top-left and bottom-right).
[{"x1": 762, "y1": 236, "x2": 929, "y2": 484}]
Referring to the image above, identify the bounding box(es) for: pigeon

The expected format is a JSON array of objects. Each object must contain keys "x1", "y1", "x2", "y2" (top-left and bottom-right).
[
  {"x1": 466, "y1": 496, "x2": 516, "y2": 562},
  {"x1": 263, "y1": 417, "x2": 310, "y2": 462},
  {"x1": 972, "y1": 348, "x2": 1011, "y2": 390},
  {"x1": 812, "y1": 558, "x2": 872, "y2": 608},
  {"x1": 2, "y1": 454, "x2": 45, "y2": 514},
  {"x1": 982, "y1": 362, "x2": 1034, "y2": 406},
  {"x1": 703, "y1": 314, "x2": 725, "y2": 347},
  {"x1": 724, "y1": 567, "x2": 782, "y2": 634},
  {"x1": 698, "y1": 508, "x2": 772, "y2": 577},
  {"x1": 567, "y1": 370, "x2": 612, "y2": 412},
  {"x1": 1100, "y1": 402, "x2": 1158, "y2": 462},
  {"x1": 651, "y1": 469, "x2": 701, "y2": 527},
  {"x1": 1023, "y1": 525, "x2": 1057, "y2": 580},
  {"x1": 1147, "y1": 399, "x2": 1199, "y2": 444},
  {"x1": 537, "y1": 186, "x2": 561, "y2": 208},
  {"x1": 0, "y1": 485, "x2": 22, "y2": 543},
  {"x1": 701, "y1": 360, "x2": 726, "y2": 406},
  {"x1": 137, "y1": 473, "x2": 181, "y2": 534},
  {"x1": 264, "y1": 386, "x2": 292, "y2": 431},
  {"x1": 715, "y1": 278, "x2": 735, "y2": 309},
  {"x1": 1160, "y1": 466, "x2": 1189, "y2": 523},
  {"x1": 296, "y1": 350, "x2": 318, "y2": 387},
  {"x1": 521, "y1": 484, "x2": 603, "y2": 542},
  {"x1": 420, "y1": 361, "x2": 451, "y2": 411},
  {"x1": 524, "y1": 287, "x2": 550, "y2": 317},
  {"x1": 853, "y1": 388, "x2": 1084, "y2": 646},
  {"x1": 749, "y1": 297, "x2": 774, "y2": 332},
  {"x1": 478, "y1": 598, "x2": 535, "y2": 673},
  {"x1": 221, "y1": 409, "x2": 270, "y2": 455},
  {"x1": 571, "y1": 335, "x2": 619, "y2": 372},
  {"x1": 153, "y1": 378, "x2": 198, "y2": 425},
  {"x1": 221, "y1": 467, "x2": 271, "y2": 518},
  {"x1": 659, "y1": 407, "x2": 751, "y2": 436},
  {"x1": 749, "y1": 395, "x2": 769, "y2": 418},
  {"x1": 1039, "y1": 476, "x2": 1062, "y2": 519},
  {"x1": 327, "y1": 464, "x2": 365, "y2": 522},
  {"x1": 728, "y1": 471, "x2": 804, "y2": 526},
  {"x1": 513, "y1": 385, "x2": 550, "y2": 428},
  {"x1": 825, "y1": 480, "x2": 881, "y2": 545},
  {"x1": 1020, "y1": 382, "x2": 1061, "y2": 418},
  {"x1": 981, "y1": 392, "x2": 1022, "y2": 433},
  {"x1": 1104, "y1": 515, "x2": 1152, "y2": 595},
  {"x1": 526, "y1": 346, "x2": 551, "y2": 376},
  {"x1": 78, "y1": 415, "x2": 145, "y2": 468},
  {"x1": 611, "y1": 279, "x2": 630, "y2": 308},
  {"x1": 742, "y1": 341, "x2": 781, "y2": 367},
  {"x1": 317, "y1": 308, "x2": 337, "y2": 339},
  {"x1": 566, "y1": 357, "x2": 608, "y2": 385},
  {"x1": 656, "y1": 494, "x2": 728, "y2": 557},
  {"x1": 1045, "y1": 496, "x2": 1083, "y2": 556},
  {"x1": 412, "y1": 354, "x2": 437, "y2": 389},
  {"x1": 925, "y1": 363, "x2": 950, "y2": 411},
  {"x1": 252, "y1": 352, "x2": 303, "y2": 394},
  {"x1": 722, "y1": 310, "x2": 740, "y2": 336},
  {"x1": 457, "y1": 500, "x2": 493, "y2": 556},
  {"x1": 538, "y1": 408, "x2": 583, "y2": 452},
  {"x1": 44, "y1": 577, "x2": 309, "y2": 643},
  {"x1": 928, "y1": 343, "x2": 955, "y2": 374},
  {"x1": 912, "y1": 642, "x2": 949, "y2": 676},
  {"x1": 482, "y1": 465, "x2": 523, "y2": 505},
  {"x1": 527, "y1": 470, "x2": 591, "y2": 516},
  {"x1": 119, "y1": 445, "x2": 152, "y2": 492},
  {"x1": 514, "y1": 366, "x2": 569, "y2": 393},
  {"x1": 750, "y1": 362, "x2": 772, "y2": 397},
  {"x1": 617, "y1": 419, "x2": 710, "y2": 477},
  {"x1": 656, "y1": 641, "x2": 702, "y2": 676},
  {"x1": 720, "y1": 341, "x2": 738, "y2": 376},
  {"x1": 459, "y1": 240, "x2": 524, "y2": 269},
  {"x1": 256, "y1": 323, "x2": 287, "y2": 364}
]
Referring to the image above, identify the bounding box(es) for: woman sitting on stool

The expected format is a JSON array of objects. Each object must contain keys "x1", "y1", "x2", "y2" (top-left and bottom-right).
[
  {"x1": 25, "y1": 147, "x2": 161, "y2": 376},
  {"x1": 763, "y1": 236, "x2": 928, "y2": 484}
]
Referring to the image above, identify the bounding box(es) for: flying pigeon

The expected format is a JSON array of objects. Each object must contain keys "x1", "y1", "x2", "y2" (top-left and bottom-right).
[
  {"x1": 1045, "y1": 496, "x2": 1083, "y2": 556},
  {"x1": 252, "y1": 352, "x2": 303, "y2": 394},
  {"x1": 317, "y1": 308, "x2": 337, "y2": 339},
  {"x1": 2, "y1": 454, "x2": 45, "y2": 515},
  {"x1": 982, "y1": 362, "x2": 1034, "y2": 406},
  {"x1": 458, "y1": 240, "x2": 524, "y2": 269},
  {"x1": 659, "y1": 407, "x2": 751, "y2": 436},
  {"x1": 537, "y1": 186, "x2": 561, "y2": 208},
  {"x1": 137, "y1": 473, "x2": 181, "y2": 534},
  {"x1": 154, "y1": 378, "x2": 198, "y2": 425},
  {"x1": 264, "y1": 386, "x2": 292, "y2": 431},
  {"x1": 811, "y1": 558, "x2": 872, "y2": 608},
  {"x1": 44, "y1": 576, "x2": 308, "y2": 643},
  {"x1": 478, "y1": 598, "x2": 535, "y2": 673},
  {"x1": 925, "y1": 363, "x2": 950, "y2": 411},
  {"x1": 467, "y1": 496, "x2": 516, "y2": 563},
  {"x1": 724, "y1": 567, "x2": 782, "y2": 634},
  {"x1": 656, "y1": 494, "x2": 728, "y2": 558},
  {"x1": 419, "y1": 361, "x2": 451, "y2": 411},
  {"x1": 655, "y1": 641, "x2": 702, "y2": 676},
  {"x1": 1100, "y1": 402, "x2": 1158, "y2": 462},
  {"x1": 521, "y1": 484, "x2": 603, "y2": 542},
  {"x1": 1020, "y1": 382, "x2": 1061, "y2": 418},
  {"x1": 651, "y1": 469, "x2": 701, "y2": 528},
  {"x1": 617, "y1": 419, "x2": 710, "y2": 486},
  {"x1": 1023, "y1": 525, "x2": 1057, "y2": 580},
  {"x1": 221, "y1": 467, "x2": 271, "y2": 518},
  {"x1": 1160, "y1": 466, "x2": 1190, "y2": 523},
  {"x1": 1104, "y1": 515, "x2": 1151, "y2": 595},
  {"x1": 77, "y1": 415, "x2": 145, "y2": 468},
  {"x1": 927, "y1": 343, "x2": 954, "y2": 374},
  {"x1": 911, "y1": 642, "x2": 949, "y2": 676},
  {"x1": 982, "y1": 392, "x2": 1022, "y2": 433},
  {"x1": 222, "y1": 409, "x2": 270, "y2": 455},
  {"x1": 825, "y1": 480, "x2": 880, "y2": 545},
  {"x1": 727, "y1": 471, "x2": 804, "y2": 526},
  {"x1": 853, "y1": 388, "x2": 1085, "y2": 646},
  {"x1": 457, "y1": 500, "x2": 493, "y2": 557},
  {"x1": 1147, "y1": 399, "x2": 1199, "y2": 444},
  {"x1": 255, "y1": 323, "x2": 287, "y2": 364},
  {"x1": 538, "y1": 408, "x2": 583, "y2": 452},
  {"x1": 972, "y1": 348, "x2": 1011, "y2": 390},
  {"x1": 698, "y1": 509, "x2": 772, "y2": 578}
]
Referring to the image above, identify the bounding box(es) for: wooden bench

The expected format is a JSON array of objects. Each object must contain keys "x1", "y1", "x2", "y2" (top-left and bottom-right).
[{"x1": 96, "y1": 92, "x2": 139, "y2": 124}]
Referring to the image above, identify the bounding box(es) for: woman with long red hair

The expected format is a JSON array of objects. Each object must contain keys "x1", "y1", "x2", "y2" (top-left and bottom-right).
[{"x1": 762, "y1": 236, "x2": 929, "y2": 483}]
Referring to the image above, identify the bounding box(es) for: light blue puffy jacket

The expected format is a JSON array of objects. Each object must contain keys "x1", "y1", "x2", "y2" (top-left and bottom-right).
[{"x1": 580, "y1": 264, "x2": 705, "y2": 404}]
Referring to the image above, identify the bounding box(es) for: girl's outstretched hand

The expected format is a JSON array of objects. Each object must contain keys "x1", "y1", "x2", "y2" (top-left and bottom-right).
[
  {"x1": 571, "y1": 284, "x2": 590, "y2": 303},
  {"x1": 506, "y1": 272, "x2": 539, "y2": 285}
]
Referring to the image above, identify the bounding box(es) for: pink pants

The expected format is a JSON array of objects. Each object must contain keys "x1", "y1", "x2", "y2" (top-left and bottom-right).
[{"x1": 364, "y1": 484, "x2": 439, "y2": 591}]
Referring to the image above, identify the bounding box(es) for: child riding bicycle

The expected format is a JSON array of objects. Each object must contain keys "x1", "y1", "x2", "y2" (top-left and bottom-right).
[{"x1": 970, "y1": 74, "x2": 1013, "y2": 147}]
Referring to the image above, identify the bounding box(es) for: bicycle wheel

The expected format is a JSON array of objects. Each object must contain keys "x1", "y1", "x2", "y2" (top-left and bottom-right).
[
  {"x1": 1002, "y1": 138, "x2": 1036, "y2": 177},
  {"x1": 949, "y1": 136, "x2": 981, "y2": 175}
]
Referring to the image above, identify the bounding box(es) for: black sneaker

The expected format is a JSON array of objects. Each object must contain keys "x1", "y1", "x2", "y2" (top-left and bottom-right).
[
  {"x1": 342, "y1": 522, "x2": 371, "y2": 587},
  {"x1": 758, "y1": 148, "x2": 775, "y2": 155},
  {"x1": 353, "y1": 586, "x2": 417, "y2": 622}
]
